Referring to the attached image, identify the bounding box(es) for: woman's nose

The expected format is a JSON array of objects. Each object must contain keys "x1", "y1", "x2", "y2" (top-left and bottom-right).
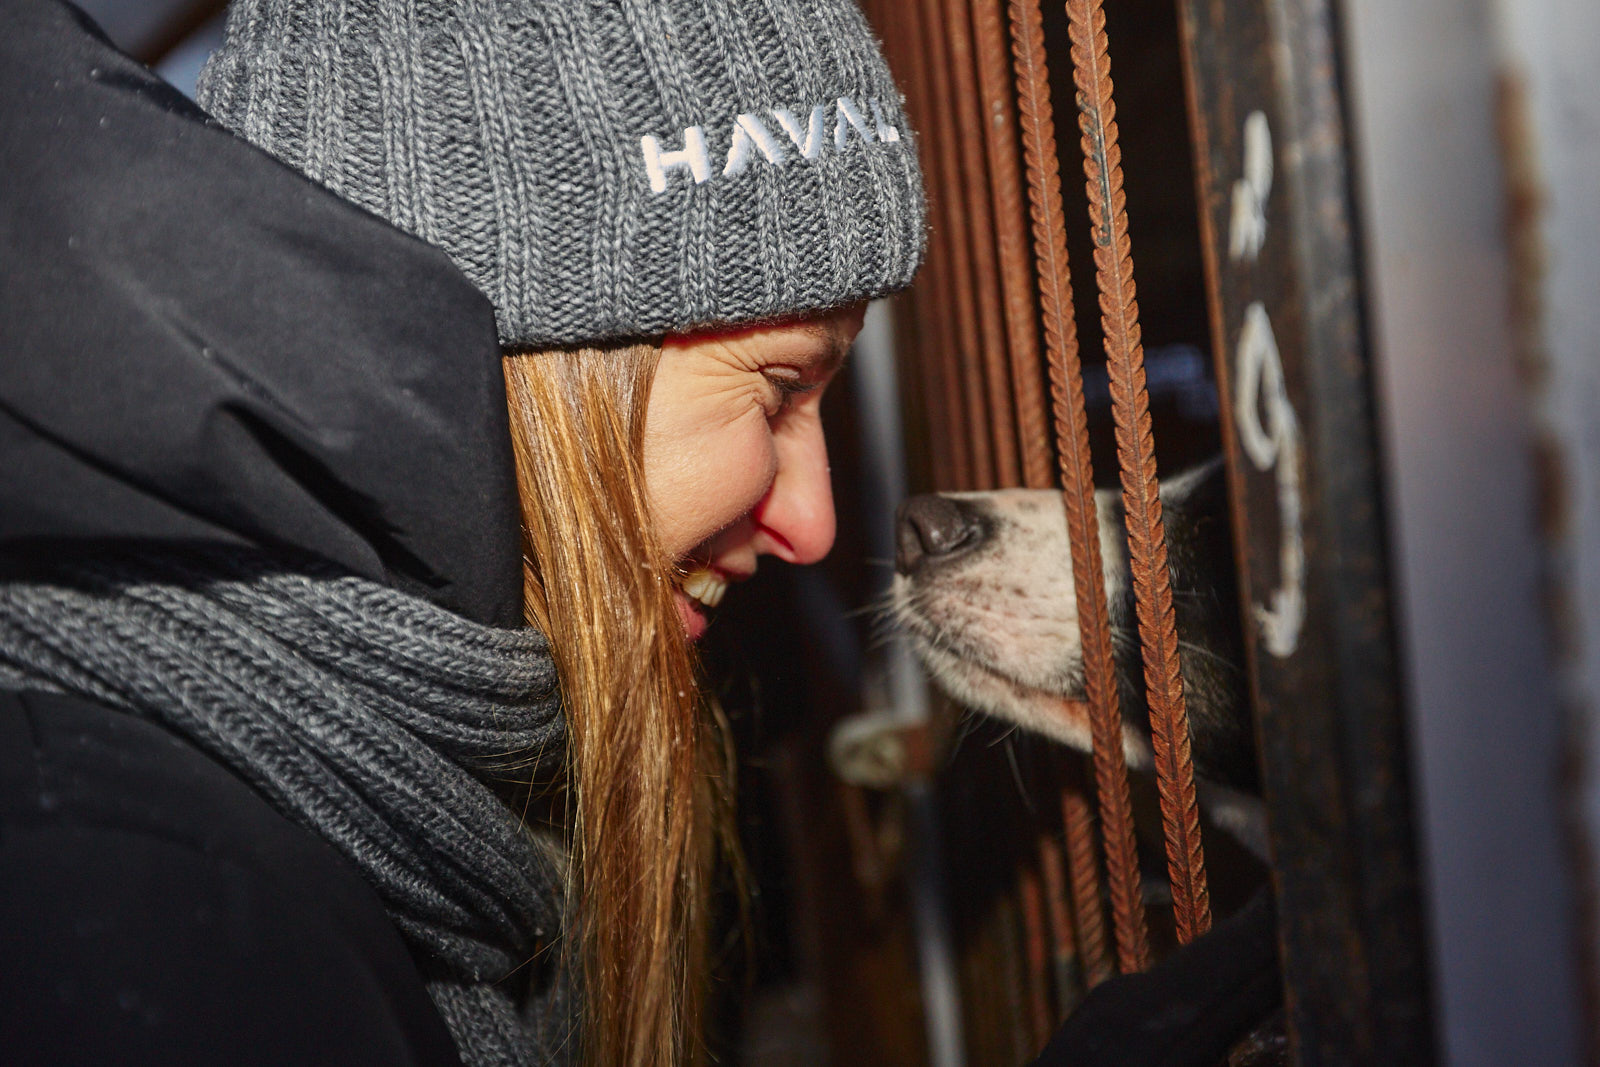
[{"x1": 755, "y1": 418, "x2": 836, "y2": 565}]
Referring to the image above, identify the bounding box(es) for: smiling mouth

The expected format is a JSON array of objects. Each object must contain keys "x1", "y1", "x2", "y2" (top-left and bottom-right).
[
  {"x1": 679, "y1": 567, "x2": 728, "y2": 610},
  {"x1": 673, "y1": 566, "x2": 738, "y2": 643}
]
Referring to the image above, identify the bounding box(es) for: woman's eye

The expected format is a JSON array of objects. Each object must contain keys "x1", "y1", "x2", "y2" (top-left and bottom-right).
[{"x1": 762, "y1": 371, "x2": 818, "y2": 415}]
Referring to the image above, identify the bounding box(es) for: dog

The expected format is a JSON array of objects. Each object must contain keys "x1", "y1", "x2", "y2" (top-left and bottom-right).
[{"x1": 889, "y1": 458, "x2": 1267, "y2": 856}]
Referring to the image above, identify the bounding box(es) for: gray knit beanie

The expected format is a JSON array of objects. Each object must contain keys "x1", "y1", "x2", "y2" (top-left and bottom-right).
[{"x1": 196, "y1": 0, "x2": 926, "y2": 347}]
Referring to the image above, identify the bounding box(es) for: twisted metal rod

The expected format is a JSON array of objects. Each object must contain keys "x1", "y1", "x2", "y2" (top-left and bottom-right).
[
  {"x1": 1007, "y1": 0, "x2": 1150, "y2": 971},
  {"x1": 1037, "y1": 830, "x2": 1081, "y2": 1013},
  {"x1": 919, "y1": 0, "x2": 995, "y2": 488},
  {"x1": 969, "y1": 0, "x2": 1053, "y2": 489},
  {"x1": 897, "y1": 0, "x2": 973, "y2": 488},
  {"x1": 1018, "y1": 863, "x2": 1054, "y2": 1049},
  {"x1": 942, "y1": 0, "x2": 1021, "y2": 487},
  {"x1": 1063, "y1": 0, "x2": 1212, "y2": 944},
  {"x1": 1062, "y1": 782, "x2": 1116, "y2": 987}
]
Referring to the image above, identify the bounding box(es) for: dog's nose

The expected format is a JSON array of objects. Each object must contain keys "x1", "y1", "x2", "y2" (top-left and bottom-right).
[{"x1": 896, "y1": 495, "x2": 982, "y2": 573}]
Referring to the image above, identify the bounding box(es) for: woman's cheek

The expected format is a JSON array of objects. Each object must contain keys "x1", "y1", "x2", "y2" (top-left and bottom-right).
[
  {"x1": 654, "y1": 417, "x2": 779, "y2": 557},
  {"x1": 716, "y1": 418, "x2": 781, "y2": 523}
]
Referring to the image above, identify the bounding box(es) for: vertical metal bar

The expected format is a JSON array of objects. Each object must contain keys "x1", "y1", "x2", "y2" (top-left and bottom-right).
[
  {"x1": 968, "y1": 0, "x2": 1055, "y2": 490},
  {"x1": 956, "y1": 909, "x2": 990, "y2": 1063},
  {"x1": 1175, "y1": 0, "x2": 1437, "y2": 1056},
  {"x1": 918, "y1": 0, "x2": 997, "y2": 488},
  {"x1": 1018, "y1": 863, "x2": 1054, "y2": 1050},
  {"x1": 904, "y1": 298, "x2": 957, "y2": 491},
  {"x1": 1063, "y1": 0, "x2": 1213, "y2": 945},
  {"x1": 892, "y1": 0, "x2": 972, "y2": 490},
  {"x1": 1037, "y1": 831, "x2": 1081, "y2": 1016},
  {"x1": 852, "y1": 282, "x2": 968, "y2": 1066},
  {"x1": 1007, "y1": 0, "x2": 1150, "y2": 972},
  {"x1": 995, "y1": 899, "x2": 1035, "y2": 1065},
  {"x1": 938, "y1": 0, "x2": 1023, "y2": 489},
  {"x1": 1061, "y1": 783, "x2": 1115, "y2": 988},
  {"x1": 965, "y1": 899, "x2": 1022, "y2": 1064},
  {"x1": 905, "y1": 784, "x2": 969, "y2": 1067}
]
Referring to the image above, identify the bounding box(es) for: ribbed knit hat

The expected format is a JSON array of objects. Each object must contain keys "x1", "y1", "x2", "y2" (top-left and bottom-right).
[{"x1": 196, "y1": 0, "x2": 926, "y2": 347}]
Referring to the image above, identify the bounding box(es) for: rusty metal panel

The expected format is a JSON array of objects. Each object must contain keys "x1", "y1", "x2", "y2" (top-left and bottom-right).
[{"x1": 1176, "y1": 0, "x2": 1435, "y2": 1061}]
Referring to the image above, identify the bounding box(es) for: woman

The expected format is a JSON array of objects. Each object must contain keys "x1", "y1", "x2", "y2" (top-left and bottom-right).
[
  {"x1": 497, "y1": 310, "x2": 867, "y2": 1065},
  {"x1": 0, "y1": 0, "x2": 923, "y2": 1064}
]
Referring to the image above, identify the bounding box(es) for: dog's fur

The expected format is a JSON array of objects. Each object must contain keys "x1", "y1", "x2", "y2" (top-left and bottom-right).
[{"x1": 891, "y1": 459, "x2": 1267, "y2": 853}]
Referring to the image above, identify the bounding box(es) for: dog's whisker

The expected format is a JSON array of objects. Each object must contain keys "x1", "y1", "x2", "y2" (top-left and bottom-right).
[
  {"x1": 947, "y1": 706, "x2": 985, "y2": 762},
  {"x1": 1177, "y1": 638, "x2": 1246, "y2": 676},
  {"x1": 984, "y1": 718, "x2": 1023, "y2": 747},
  {"x1": 862, "y1": 632, "x2": 896, "y2": 655},
  {"x1": 1003, "y1": 735, "x2": 1039, "y2": 815}
]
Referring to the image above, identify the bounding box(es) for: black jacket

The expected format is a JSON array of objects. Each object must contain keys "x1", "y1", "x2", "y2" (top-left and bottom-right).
[
  {"x1": 0, "y1": 3, "x2": 525, "y2": 1061},
  {"x1": 0, "y1": 688, "x2": 463, "y2": 1065}
]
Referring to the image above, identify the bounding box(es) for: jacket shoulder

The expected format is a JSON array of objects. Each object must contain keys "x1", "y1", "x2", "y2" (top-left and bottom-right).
[{"x1": 0, "y1": 688, "x2": 462, "y2": 1066}]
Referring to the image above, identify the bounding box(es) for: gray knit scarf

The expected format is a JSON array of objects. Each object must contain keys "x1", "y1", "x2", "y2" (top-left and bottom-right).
[{"x1": 0, "y1": 548, "x2": 571, "y2": 1065}]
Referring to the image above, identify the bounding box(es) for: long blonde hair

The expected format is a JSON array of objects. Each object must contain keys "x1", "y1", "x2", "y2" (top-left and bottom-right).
[{"x1": 501, "y1": 342, "x2": 725, "y2": 1066}]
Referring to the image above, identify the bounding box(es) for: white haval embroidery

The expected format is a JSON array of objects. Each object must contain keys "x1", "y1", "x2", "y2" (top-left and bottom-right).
[{"x1": 641, "y1": 96, "x2": 901, "y2": 194}]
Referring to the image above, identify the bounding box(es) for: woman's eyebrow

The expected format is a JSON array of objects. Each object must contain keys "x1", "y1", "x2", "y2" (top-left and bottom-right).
[
  {"x1": 817, "y1": 339, "x2": 851, "y2": 376},
  {"x1": 772, "y1": 316, "x2": 855, "y2": 376}
]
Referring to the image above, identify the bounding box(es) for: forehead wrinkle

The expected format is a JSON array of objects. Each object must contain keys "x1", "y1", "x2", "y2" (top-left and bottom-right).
[
  {"x1": 697, "y1": 326, "x2": 846, "y2": 376},
  {"x1": 771, "y1": 320, "x2": 853, "y2": 376}
]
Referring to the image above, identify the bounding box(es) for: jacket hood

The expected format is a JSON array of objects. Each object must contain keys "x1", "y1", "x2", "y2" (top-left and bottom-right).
[{"x1": 0, "y1": 0, "x2": 523, "y2": 628}]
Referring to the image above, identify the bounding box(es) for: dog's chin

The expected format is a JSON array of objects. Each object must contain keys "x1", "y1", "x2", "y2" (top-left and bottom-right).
[{"x1": 908, "y1": 636, "x2": 1152, "y2": 770}]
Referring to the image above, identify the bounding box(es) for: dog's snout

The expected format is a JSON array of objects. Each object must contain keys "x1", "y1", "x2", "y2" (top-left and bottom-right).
[{"x1": 896, "y1": 495, "x2": 982, "y2": 574}]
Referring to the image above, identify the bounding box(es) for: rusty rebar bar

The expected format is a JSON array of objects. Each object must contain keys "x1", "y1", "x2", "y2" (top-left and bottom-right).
[
  {"x1": 1037, "y1": 831, "x2": 1080, "y2": 1015},
  {"x1": 1007, "y1": 0, "x2": 1150, "y2": 971},
  {"x1": 942, "y1": 0, "x2": 1023, "y2": 488},
  {"x1": 1063, "y1": 0, "x2": 1212, "y2": 944},
  {"x1": 996, "y1": 899, "x2": 1035, "y2": 1064},
  {"x1": 969, "y1": 0, "x2": 1055, "y2": 490},
  {"x1": 1062, "y1": 782, "x2": 1116, "y2": 987},
  {"x1": 1018, "y1": 863, "x2": 1054, "y2": 1049},
  {"x1": 890, "y1": 0, "x2": 973, "y2": 490},
  {"x1": 918, "y1": 0, "x2": 996, "y2": 488},
  {"x1": 883, "y1": 0, "x2": 967, "y2": 489}
]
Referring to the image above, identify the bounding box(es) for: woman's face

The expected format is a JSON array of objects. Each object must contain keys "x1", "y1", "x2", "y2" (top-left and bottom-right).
[{"x1": 644, "y1": 303, "x2": 866, "y2": 640}]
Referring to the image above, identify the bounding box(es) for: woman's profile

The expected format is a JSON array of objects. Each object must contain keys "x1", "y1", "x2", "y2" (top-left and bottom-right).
[{"x1": 0, "y1": 1, "x2": 925, "y2": 1064}]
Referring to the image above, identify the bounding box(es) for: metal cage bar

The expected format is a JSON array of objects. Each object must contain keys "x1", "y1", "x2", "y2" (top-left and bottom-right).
[
  {"x1": 917, "y1": 0, "x2": 998, "y2": 490},
  {"x1": 1007, "y1": 0, "x2": 1151, "y2": 973},
  {"x1": 1036, "y1": 828, "x2": 1079, "y2": 1012},
  {"x1": 851, "y1": 0, "x2": 1442, "y2": 1055},
  {"x1": 1060, "y1": 779, "x2": 1115, "y2": 989},
  {"x1": 942, "y1": 0, "x2": 1024, "y2": 489},
  {"x1": 1017, "y1": 861, "x2": 1054, "y2": 1046},
  {"x1": 888, "y1": 0, "x2": 973, "y2": 491},
  {"x1": 970, "y1": 0, "x2": 1055, "y2": 491},
  {"x1": 1175, "y1": 0, "x2": 1435, "y2": 1058},
  {"x1": 1062, "y1": 0, "x2": 1213, "y2": 946}
]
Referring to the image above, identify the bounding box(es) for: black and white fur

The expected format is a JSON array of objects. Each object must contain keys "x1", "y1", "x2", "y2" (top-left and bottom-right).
[{"x1": 890, "y1": 459, "x2": 1267, "y2": 856}]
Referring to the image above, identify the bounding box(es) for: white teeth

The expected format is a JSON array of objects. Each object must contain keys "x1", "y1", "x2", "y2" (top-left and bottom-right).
[{"x1": 681, "y1": 568, "x2": 727, "y2": 610}]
